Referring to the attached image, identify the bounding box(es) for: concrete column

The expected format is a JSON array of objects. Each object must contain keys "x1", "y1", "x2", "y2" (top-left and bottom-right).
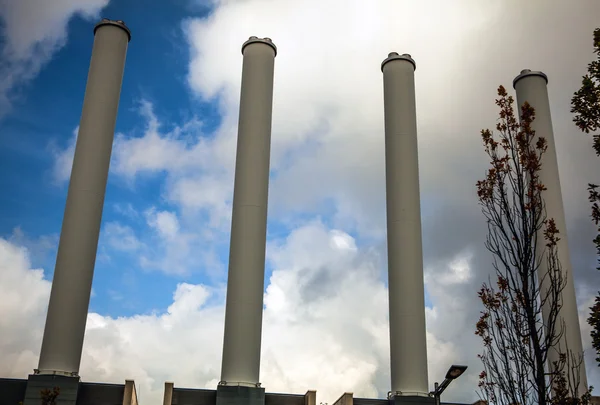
[
  {"x1": 381, "y1": 53, "x2": 429, "y2": 396},
  {"x1": 304, "y1": 390, "x2": 317, "y2": 405},
  {"x1": 123, "y1": 380, "x2": 138, "y2": 405},
  {"x1": 37, "y1": 19, "x2": 130, "y2": 376},
  {"x1": 514, "y1": 70, "x2": 587, "y2": 393},
  {"x1": 333, "y1": 392, "x2": 353, "y2": 405},
  {"x1": 163, "y1": 382, "x2": 174, "y2": 405},
  {"x1": 220, "y1": 36, "x2": 277, "y2": 386}
]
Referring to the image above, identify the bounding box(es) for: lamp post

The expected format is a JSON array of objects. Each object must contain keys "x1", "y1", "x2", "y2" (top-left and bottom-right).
[{"x1": 430, "y1": 365, "x2": 468, "y2": 405}]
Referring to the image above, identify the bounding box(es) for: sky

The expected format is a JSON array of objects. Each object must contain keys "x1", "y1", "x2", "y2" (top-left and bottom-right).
[{"x1": 0, "y1": 0, "x2": 599, "y2": 404}]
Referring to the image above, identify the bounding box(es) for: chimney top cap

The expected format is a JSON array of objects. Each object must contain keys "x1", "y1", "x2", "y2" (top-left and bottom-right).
[
  {"x1": 94, "y1": 18, "x2": 131, "y2": 42},
  {"x1": 242, "y1": 36, "x2": 277, "y2": 56},
  {"x1": 381, "y1": 52, "x2": 416, "y2": 72},
  {"x1": 513, "y1": 69, "x2": 548, "y2": 88}
]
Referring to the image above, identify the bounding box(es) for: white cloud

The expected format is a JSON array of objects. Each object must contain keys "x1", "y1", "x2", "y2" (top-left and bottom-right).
[
  {"x1": 165, "y1": 175, "x2": 232, "y2": 228},
  {"x1": 112, "y1": 101, "x2": 201, "y2": 176},
  {"x1": 146, "y1": 209, "x2": 181, "y2": 240},
  {"x1": 0, "y1": 238, "x2": 50, "y2": 377},
  {"x1": 0, "y1": 0, "x2": 109, "y2": 116},
  {"x1": 181, "y1": 0, "x2": 600, "y2": 236},
  {"x1": 8, "y1": 227, "x2": 59, "y2": 267},
  {"x1": 0, "y1": 222, "x2": 483, "y2": 405},
  {"x1": 103, "y1": 222, "x2": 143, "y2": 252},
  {"x1": 96, "y1": 214, "x2": 225, "y2": 279},
  {"x1": 136, "y1": 208, "x2": 222, "y2": 277},
  {"x1": 108, "y1": 100, "x2": 235, "y2": 231},
  {"x1": 429, "y1": 250, "x2": 474, "y2": 286},
  {"x1": 50, "y1": 126, "x2": 78, "y2": 184},
  {"x1": 112, "y1": 203, "x2": 141, "y2": 220}
]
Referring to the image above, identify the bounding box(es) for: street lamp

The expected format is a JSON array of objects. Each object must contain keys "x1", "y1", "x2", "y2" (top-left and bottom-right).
[{"x1": 430, "y1": 365, "x2": 468, "y2": 405}]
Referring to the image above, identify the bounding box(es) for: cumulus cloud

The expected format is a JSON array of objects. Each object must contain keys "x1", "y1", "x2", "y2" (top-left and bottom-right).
[
  {"x1": 0, "y1": 0, "x2": 109, "y2": 116},
  {"x1": 48, "y1": 102, "x2": 232, "y2": 276},
  {"x1": 8, "y1": 227, "x2": 59, "y2": 268},
  {"x1": 98, "y1": 212, "x2": 224, "y2": 278},
  {"x1": 138, "y1": 208, "x2": 199, "y2": 276},
  {"x1": 112, "y1": 202, "x2": 141, "y2": 220},
  {"x1": 109, "y1": 100, "x2": 235, "y2": 231},
  {"x1": 0, "y1": 223, "x2": 472, "y2": 405},
  {"x1": 0, "y1": 238, "x2": 50, "y2": 378},
  {"x1": 103, "y1": 222, "x2": 143, "y2": 252}
]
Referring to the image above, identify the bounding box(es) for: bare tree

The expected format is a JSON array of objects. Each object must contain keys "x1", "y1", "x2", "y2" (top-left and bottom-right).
[{"x1": 475, "y1": 86, "x2": 591, "y2": 405}]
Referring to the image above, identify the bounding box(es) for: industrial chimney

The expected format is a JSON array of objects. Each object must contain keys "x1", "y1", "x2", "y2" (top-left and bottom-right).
[
  {"x1": 513, "y1": 70, "x2": 588, "y2": 394},
  {"x1": 25, "y1": 18, "x2": 130, "y2": 404},
  {"x1": 381, "y1": 52, "x2": 430, "y2": 401},
  {"x1": 217, "y1": 36, "x2": 277, "y2": 405}
]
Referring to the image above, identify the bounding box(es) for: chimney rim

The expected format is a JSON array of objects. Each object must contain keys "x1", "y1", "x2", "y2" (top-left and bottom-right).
[
  {"x1": 381, "y1": 52, "x2": 416, "y2": 72},
  {"x1": 94, "y1": 18, "x2": 131, "y2": 42},
  {"x1": 242, "y1": 36, "x2": 277, "y2": 56},
  {"x1": 513, "y1": 69, "x2": 548, "y2": 88}
]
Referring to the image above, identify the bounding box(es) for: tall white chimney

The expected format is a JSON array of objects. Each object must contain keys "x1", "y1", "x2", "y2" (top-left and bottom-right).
[
  {"x1": 219, "y1": 36, "x2": 276, "y2": 400},
  {"x1": 381, "y1": 52, "x2": 429, "y2": 398},
  {"x1": 37, "y1": 19, "x2": 130, "y2": 377},
  {"x1": 514, "y1": 70, "x2": 587, "y2": 394}
]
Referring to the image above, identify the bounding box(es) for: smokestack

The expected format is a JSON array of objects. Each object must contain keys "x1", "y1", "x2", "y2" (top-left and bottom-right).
[
  {"x1": 37, "y1": 19, "x2": 131, "y2": 376},
  {"x1": 219, "y1": 36, "x2": 276, "y2": 396},
  {"x1": 513, "y1": 70, "x2": 587, "y2": 394},
  {"x1": 381, "y1": 53, "x2": 429, "y2": 397}
]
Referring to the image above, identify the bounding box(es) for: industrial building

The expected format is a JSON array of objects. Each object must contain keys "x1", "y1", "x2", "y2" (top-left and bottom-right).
[{"x1": 0, "y1": 17, "x2": 588, "y2": 405}]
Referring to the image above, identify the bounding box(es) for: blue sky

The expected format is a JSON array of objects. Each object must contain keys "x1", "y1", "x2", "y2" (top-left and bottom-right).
[
  {"x1": 0, "y1": 0, "x2": 223, "y2": 317},
  {"x1": 1, "y1": 1, "x2": 600, "y2": 404}
]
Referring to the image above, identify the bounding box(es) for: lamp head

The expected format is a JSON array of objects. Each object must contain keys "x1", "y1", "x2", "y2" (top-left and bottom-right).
[{"x1": 445, "y1": 365, "x2": 468, "y2": 380}]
